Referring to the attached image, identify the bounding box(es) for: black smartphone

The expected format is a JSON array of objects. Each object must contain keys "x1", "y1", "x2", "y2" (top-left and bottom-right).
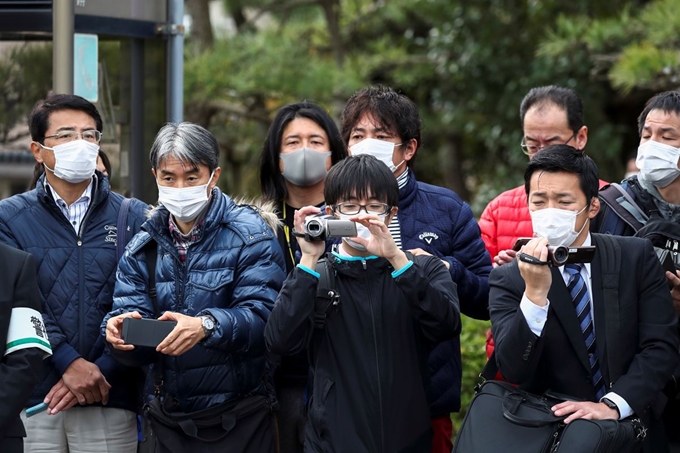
[
  {"x1": 122, "y1": 318, "x2": 177, "y2": 348},
  {"x1": 512, "y1": 238, "x2": 532, "y2": 251}
]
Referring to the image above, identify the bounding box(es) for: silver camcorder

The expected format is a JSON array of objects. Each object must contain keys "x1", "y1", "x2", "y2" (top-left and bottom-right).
[{"x1": 303, "y1": 215, "x2": 357, "y2": 242}]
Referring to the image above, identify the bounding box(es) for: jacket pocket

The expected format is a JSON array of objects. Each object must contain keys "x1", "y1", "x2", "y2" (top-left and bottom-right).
[
  {"x1": 190, "y1": 268, "x2": 234, "y2": 292},
  {"x1": 308, "y1": 378, "x2": 334, "y2": 445}
]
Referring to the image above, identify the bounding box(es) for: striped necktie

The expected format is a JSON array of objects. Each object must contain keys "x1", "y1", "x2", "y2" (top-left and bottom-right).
[{"x1": 565, "y1": 263, "x2": 606, "y2": 400}]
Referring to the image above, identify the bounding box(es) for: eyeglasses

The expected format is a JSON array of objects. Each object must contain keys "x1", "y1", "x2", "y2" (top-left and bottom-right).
[
  {"x1": 334, "y1": 202, "x2": 391, "y2": 215},
  {"x1": 520, "y1": 132, "x2": 576, "y2": 155},
  {"x1": 43, "y1": 130, "x2": 102, "y2": 144}
]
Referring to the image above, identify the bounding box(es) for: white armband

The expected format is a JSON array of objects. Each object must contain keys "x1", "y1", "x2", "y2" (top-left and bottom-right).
[{"x1": 5, "y1": 307, "x2": 52, "y2": 358}]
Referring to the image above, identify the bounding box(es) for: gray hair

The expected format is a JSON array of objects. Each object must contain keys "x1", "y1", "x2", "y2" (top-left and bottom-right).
[{"x1": 149, "y1": 122, "x2": 220, "y2": 171}]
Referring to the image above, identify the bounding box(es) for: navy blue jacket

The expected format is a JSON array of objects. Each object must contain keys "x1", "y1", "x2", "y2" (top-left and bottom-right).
[
  {"x1": 0, "y1": 172, "x2": 149, "y2": 412},
  {"x1": 398, "y1": 172, "x2": 491, "y2": 415},
  {"x1": 105, "y1": 188, "x2": 286, "y2": 413}
]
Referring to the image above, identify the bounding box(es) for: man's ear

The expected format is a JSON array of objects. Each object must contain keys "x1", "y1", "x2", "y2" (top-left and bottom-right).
[
  {"x1": 575, "y1": 126, "x2": 588, "y2": 151},
  {"x1": 325, "y1": 205, "x2": 333, "y2": 216},
  {"x1": 386, "y1": 206, "x2": 398, "y2": 225},
  {"x1": 209, "y1": 167, "x2": 221, "y2": 190},
  {"x1": 403, "y1": 138, "x2": 417, "y2": 162},
  {"x1": 587, "y1": 196, "x2": 600, "y2": 219},
  {"x1": 30, "y1": 142, "x2": 43, "y2": 163}
]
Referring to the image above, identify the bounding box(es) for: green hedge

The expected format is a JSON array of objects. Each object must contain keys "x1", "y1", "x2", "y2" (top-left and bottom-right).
[{"x1": 451, "y1": 317, "x2": 491, "y2": 434}]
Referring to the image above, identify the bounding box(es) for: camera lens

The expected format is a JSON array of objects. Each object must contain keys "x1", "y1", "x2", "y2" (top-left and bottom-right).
[
  {"x1": 551, "y1": 245, "x2": 569, "y2": 265},
  {"x1": 305, "y1": 218, "x2": 324, "y2": 238}
]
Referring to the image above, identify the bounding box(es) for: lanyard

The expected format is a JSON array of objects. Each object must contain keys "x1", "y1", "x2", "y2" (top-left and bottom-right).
[{"x1": 282, "y1": 205, "x2": 296, "y2": 266}]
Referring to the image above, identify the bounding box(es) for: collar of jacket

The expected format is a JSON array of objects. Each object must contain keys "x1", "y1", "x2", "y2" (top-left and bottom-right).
[
  {"x1": 36, "y1": 170, "x2": 109, "y2": 212},
  {"x1": 398, "y1": 170, "x2": 418, "y2": 208},
  {"x1": 144, "y1": 186, "x2": 227, "y2": 239}
]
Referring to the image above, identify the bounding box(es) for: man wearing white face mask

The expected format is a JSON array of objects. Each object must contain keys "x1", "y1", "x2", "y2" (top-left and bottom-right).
[
  {"x1": 0, "y1": 94, "x2": 149, "y2": 452},
  {"x1": 103, "y1": 122, "x2": 286, "y2": 452},
  {"x1": 490, "y1": 145, "x2": 679, "y2": 453},
  {"x1": 341, "y1": 85, "x2": 491, "y2": 451},
  {"x1": 593, "y1": 90, "x2": 680, "y2": 450}
]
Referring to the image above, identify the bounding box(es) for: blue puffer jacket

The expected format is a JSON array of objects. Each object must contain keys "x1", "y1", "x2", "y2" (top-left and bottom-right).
[
  {"x1": 398, "y1": 171, "x2": 491, "y2": 416},
  {"x1": 0, "y1": 172, "x2": 149, "y2": 411},
  {"x1": 105, "y1": 188, "x2": 286, "y2": 413}
]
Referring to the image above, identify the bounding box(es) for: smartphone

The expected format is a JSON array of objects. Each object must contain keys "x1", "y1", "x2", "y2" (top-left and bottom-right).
[
  {"x1": 26, "y1": 402, "x2": 48, "y2": 418},
  {"x1": 122, "y1": 318, "x2": 177, "y2": 348},
  {"x1": 512, "y1": 238, "x2": 532, "y2": 251}
]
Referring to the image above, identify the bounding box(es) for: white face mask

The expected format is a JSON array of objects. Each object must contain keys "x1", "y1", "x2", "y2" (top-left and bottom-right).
[
  {"x1": 636, "y1": 140, "x2": 680, "y2": 188},
  {"x1": 157, "y1": 171, "x2": 215, "y2": 223},
  {"x1": 349, "y1": 138, "x2": 405, "y2": 173},
  {"x1": 530, "y1": 204, "x2": 588, "y2": 247},
  {"x1": 39, "y1": 140, "x2": 99, "y2": 183},
  {"x1": 338, "y1": 213, "x2": 387, "y2": 251}
]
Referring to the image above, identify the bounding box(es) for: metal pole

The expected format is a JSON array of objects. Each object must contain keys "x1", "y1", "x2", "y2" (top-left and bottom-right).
[
  {"x1": 52, "y1": 0, "x2": 74, "y2": 94},
  {"x1": 129, "y1": 38, "x2": 145, "y2": 199},
  {"x1": 167, "y1": 0, "x2": 184, "y2": 123}
]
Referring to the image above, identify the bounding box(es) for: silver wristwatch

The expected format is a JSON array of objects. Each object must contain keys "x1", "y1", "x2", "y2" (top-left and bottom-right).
[{"x1": 200, "y1": 315, "x2": 216, "y2": 339}]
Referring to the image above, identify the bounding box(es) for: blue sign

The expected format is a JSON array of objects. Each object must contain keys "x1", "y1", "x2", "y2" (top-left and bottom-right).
[{"x1": 74, "y1": 33, "x2": 98, "y2": 103}]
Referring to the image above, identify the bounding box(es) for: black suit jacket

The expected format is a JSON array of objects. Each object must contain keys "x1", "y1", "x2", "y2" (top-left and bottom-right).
[
  {"x1": 489, "y1": 235, "x2": 680, "y2": 451},
  {"x1": 0, "y1": 243, "x2": 44, "y2": 441}
]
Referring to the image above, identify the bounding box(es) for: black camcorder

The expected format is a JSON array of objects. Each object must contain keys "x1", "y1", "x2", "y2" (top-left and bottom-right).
[
  {"x1": 303, "y1": 215, "x2": 357, "y2": 242},
  {"x1": 512, "y1": 238, "x2": 596, "y2": 267}
]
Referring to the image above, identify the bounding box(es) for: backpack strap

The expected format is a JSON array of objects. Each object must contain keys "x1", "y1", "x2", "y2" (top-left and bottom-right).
[
  {"x1": 116, "y1": 198, "x2": 134, "y2": 261},
  {"x1": 598, "y1": 183, "x2": 647, "y2": 233},
  {"x1": 595, "y1": 234, "x2": 623, "y2": 386},
  {"x1": 313, "y1": 258, "x2": 340, "y2": 329}
]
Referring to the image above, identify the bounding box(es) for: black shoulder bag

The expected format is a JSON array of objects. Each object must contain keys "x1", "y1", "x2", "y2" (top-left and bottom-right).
[{"x1": 140, "y1": 240, "x2": 277, "y2": 453}]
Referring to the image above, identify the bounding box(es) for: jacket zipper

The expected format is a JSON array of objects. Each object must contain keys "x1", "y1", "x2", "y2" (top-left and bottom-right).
[
  {"x1": 75, "y1": 178, "x2": 98, "y2": 355},
  {"x1": 363, "y1": 258, "x2": 385, "y2": 452}
]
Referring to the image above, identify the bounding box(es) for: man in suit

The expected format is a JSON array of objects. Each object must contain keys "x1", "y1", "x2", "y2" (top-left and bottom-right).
[
  {"x1": 489, "y1": 145, "x2": 680, "y2": 452},
  {"x1": 0, "y1": 243, "x2": 52, "y2": 452}
]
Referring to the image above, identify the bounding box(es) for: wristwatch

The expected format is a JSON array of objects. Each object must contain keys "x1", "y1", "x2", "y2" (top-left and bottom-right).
[
  {"x1": 199, "y1": 315, "x2": 216, "y2": 339},
  {"x1": 601, "y1": 397, "x2": 620, "y2": 417}
]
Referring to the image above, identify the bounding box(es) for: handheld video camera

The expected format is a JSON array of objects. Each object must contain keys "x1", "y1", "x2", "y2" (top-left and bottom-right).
[
  {"x1": 303, "y1": 215, "x2": 357, "y2": 242},
  {"x1": 512, "y1": 238, "x2": 596, "y2": 267}
]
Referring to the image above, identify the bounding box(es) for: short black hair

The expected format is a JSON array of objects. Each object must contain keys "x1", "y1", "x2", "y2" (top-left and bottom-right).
[
  {"x1": 324, "y1": 155, "x2": 399, "y2": 208},
  {"x1": 259, "y1": 101, "x2": 347, "y2": 202},
  {"x1": 98, "y1": 150, "x2": 112, "y2": 179},
  {"x1": 519, "y1": 86, "x2": 584, "y2": 133},
  {"x1": 28, "y1": 93, "x2": 103, "y2": 143},
  {"x1": 637, "y1": 91, "x2": 680, "y2": 136},
  {"x1": 524, "y1": 145, "x2": 599, "y2": 202},
  {"x1": 340, "y1": 85, "x2": 421, "y2": 165}
]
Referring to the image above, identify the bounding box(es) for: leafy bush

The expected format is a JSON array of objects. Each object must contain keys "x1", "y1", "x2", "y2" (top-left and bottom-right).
[{"x1": 451, "y1": 316, "x2": 491, "y2": 435}]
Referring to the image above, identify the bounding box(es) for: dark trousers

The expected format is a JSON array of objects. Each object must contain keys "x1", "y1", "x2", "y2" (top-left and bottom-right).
[{"x1": 3, "y1": 437, "x2": 23, "y2": 453}]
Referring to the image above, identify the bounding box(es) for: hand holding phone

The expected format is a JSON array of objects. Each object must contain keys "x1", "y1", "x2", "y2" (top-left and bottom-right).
[{"x1": 122, "y1": 318, "x2": 177, "y2": 348}]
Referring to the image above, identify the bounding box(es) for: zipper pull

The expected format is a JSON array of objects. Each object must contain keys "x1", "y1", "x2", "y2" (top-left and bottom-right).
[{"x1": 361, "y1": 258, "x2": 366, "y2": 270}]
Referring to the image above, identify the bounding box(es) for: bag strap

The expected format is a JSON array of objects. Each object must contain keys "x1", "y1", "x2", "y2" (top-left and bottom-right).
[
  {"x1": 480, "y1": 350, "x2": 499, "y2": 382},
  {"x1": 598, "y1": 183, "x2": 647, "y2": 233},
  {"x1": 116, "y1": 198, "x2": 134, "y2": 261},
  {"x1": 313, "y1": 258, "x2": 340, "y2": 329},
  {"x1": 596, "y1": 234, "x2": 623, "y2": 386}
]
